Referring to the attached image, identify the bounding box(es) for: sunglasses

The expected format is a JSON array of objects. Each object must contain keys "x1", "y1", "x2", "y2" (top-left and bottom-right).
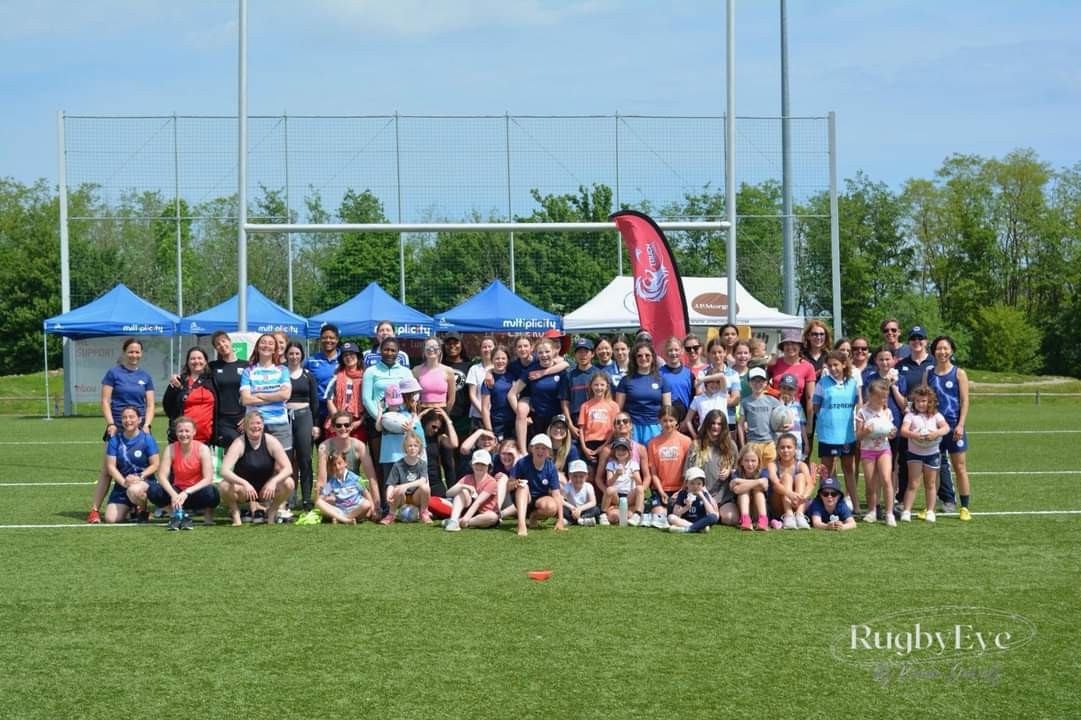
[
  {"x1": 334, "y1": 423, "x2": 351, "y2": 429},
  {"x1": 614, "y1": 419, "x2": 632, "y2": 425},
  {"x1": 852, "y1": 346, "x2": 869, "y2": 352},
  {"x1": 809, "y1": 331, "x2": 826, "y2": 337},
  {"x1": 821, "y1": 490, "x2": 840, "y2": 498},
  {"x1": 883, "y1": 328, "x2": 899, "y2": 334},
  {"x1": 684, "y1": 345, "x2": 701, "y2": 351}
]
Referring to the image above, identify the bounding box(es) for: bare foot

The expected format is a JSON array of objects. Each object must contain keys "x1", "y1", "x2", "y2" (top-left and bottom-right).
[{"x1": 517, "y1": 526, "x2": 528, "y2": 537}]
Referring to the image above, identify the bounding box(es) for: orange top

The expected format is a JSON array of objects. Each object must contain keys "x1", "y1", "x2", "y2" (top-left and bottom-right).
[
  {"x1": 648, "y1": 432, "x2": 692, "y2": 493},
  {"x1": 578, "y1": 398, "x2": 620, "y2": 444}
]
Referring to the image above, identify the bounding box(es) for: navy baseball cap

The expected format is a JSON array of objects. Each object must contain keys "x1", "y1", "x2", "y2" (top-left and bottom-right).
[
  {"x1": 908, "y1": 326, "x2": 927, "y2": 340},
  {"x1": 778, "y1": 373, "x2": 798, "y2": 389},
  {"x1": 573, "y1": 337, "x2": 595, "y2": 352},
  {"x1": 818, "y1": 476, "x2": 844, "y2": 497}
]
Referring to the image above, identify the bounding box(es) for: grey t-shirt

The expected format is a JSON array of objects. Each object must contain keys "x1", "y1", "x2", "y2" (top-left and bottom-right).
[
  {"x1": 741, "y1": 394, "x2": 782, "y2": 443},
  {"x1": 684, "y1": 440, "x2": 738, "y2": 506},
  {"x1": 385, "y1": 458, "x2": 428, "y2": 487}
]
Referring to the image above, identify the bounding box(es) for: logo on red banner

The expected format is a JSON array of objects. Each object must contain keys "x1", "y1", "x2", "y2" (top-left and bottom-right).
[{"x1": 633, "y1": 242, "x2": 671, "y2": 304}]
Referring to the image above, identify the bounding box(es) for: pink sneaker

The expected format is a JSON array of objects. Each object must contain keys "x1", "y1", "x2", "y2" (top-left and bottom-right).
[
  {"x1": 419, "y1": 510, "x2": 433, "y2": 525},
  {"x1": 757, "y1": 515, "x2": 770, "y2": 531},
  {"x1": 379, "y1": 513, "x2": 395, "y2": 526},
  {"x1": 739, "y1": 514, "x2": 752, "y2": 531},
  {"x1": 769, "y1": 518, "x2": 783, "y2": 530}
]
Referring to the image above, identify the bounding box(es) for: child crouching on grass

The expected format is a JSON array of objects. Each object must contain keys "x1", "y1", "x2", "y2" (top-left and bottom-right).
[
  {"x1": 667, "y1": 466, "x2": 719, "y2": 533},
  {"x1": 562, "y1": 459, "x2": 601, "y2": 526},
  {"x1": 442, "y1": 449, "x2": 502, "y2": 531},
  {"x1": 731, "y1": 444, "x2": 770, "y2": 531},
  {"x1": 381, "y1": 430, "x2": 432, "y2": 525},
  {"x1": 808, "y1": 475, "x2": 857, "y2": 531},
  {"x1": 316, "y1": 451, "x2": 374, "y2": 524}
]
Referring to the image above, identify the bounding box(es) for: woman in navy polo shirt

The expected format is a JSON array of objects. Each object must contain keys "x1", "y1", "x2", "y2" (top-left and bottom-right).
[
  {"x1": 88, "y1": 338, "x2": 155, "y2": 524},
  {"x1": 615, "y1": 340, "x2": 672, "y2": 446}
]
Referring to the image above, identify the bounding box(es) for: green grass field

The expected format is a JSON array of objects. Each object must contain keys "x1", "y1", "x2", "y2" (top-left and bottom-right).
[{"x1": 1, "y1": 393, "x2": 1079, "y2": 718}]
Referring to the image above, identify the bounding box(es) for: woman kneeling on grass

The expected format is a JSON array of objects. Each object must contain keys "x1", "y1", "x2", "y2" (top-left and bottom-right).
[
  {"x1": 442, "y1": 449, "x2": 503, "y2": 531},
  {"x1": 219, "y1": 412, "x2": 294, "y2": 526},
  {"x1": 509, "y1": 433, "x2": 567, "y2": 537},
  {"x1": 150, "y1": 416, "x2": 218, "y2": 530},
  {"x1": 94, "y1": 406, "x2": 160, "y2": 523},
  {"x1": 316, "y1": 451, "x2": 375, "y2": 524}
]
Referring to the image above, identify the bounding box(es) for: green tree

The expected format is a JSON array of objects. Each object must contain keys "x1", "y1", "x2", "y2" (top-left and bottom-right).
[
  {"x1": 318, "y1": 189, "x2": 396, "y2": 310},
  {"x1": 969, "y1": 303, "x2": 1043, "y2": 373}
]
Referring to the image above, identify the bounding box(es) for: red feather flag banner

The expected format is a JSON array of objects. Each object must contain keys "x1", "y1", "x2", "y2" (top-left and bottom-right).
[{"x1": 610, "y1": 210, "x2": 690, "y2": 345}]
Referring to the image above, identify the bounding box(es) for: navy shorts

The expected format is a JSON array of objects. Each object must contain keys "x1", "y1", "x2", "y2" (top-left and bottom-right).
[
  {"x1": 905, "y1": 451, "x2": 941, "y2": 470},
  {"x1": 940, "y1": 427, "x2": 968, "y2": 454},
  {"x1": 107, "y1": 483, "x2": 135, "y2": 507},
  {"x1": 819, "y1": 442, "x2": 853, "y2": 458}
]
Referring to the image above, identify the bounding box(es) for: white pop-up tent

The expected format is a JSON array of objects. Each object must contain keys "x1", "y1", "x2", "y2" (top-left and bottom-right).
[{"x1": 563, "y1": 276, "x2": 804, "y2": 332}]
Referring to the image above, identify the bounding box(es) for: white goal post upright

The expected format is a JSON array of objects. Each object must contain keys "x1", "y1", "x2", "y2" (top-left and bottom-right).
[{"x1": 236, "y1": 0, "x2": 734, "y2": 330}]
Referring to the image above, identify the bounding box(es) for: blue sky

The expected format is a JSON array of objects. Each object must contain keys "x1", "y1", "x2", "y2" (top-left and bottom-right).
[{"x1": 2, "y1": 0, "x2": 1078, "y2": 191}]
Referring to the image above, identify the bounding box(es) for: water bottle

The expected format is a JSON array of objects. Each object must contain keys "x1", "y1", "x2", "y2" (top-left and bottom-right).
[{"x1": 618, "y1": 497, "x2": 628, "y2": 526}]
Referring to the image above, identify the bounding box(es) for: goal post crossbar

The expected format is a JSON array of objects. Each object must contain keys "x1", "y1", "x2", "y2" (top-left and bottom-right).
[{"x1": 243, "y1": 221, "x2": 729, "y2": 234}]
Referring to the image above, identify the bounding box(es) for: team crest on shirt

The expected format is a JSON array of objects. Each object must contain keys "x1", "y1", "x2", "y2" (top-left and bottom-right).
[
  {"x1": 946, "y1": 381, "x2": 954, "y2": 389},
  {"x1": 138, "y1": 380, "x2": 146, "y2": 385},
  {"x1": 651, "y1": 383, "x2": 659, "y2": 390},
  {"x1": 133, "y1": 450, "x2": 143, "y2": 458}
]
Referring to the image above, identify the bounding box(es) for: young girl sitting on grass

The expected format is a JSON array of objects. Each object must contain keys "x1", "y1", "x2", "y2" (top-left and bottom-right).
[
  {"x1": 770, "y1": 433, "x2": 811, "y2": 529},
  {"x1": 316, "y1": 451, "x2": 374, "y2": 524},
  {"x1": 667, "y1": 466, "x2": 719, "y2": 533},
  {"x1": 562, "y1": 459, "x2": 601, "y2": 526},
  {"x1": 601, "y1": 437, "x2": 643, "y2": 525},
  {"x1": 381, "y1": 430, "x2": 432, "y2": 525},
  {"x1": 442, "y1": 449, "x2": 502, "y2": 531},
  {"x1": 731, "y1": 445, "x2": 770, "y2": 531},
  {"x1": 899, "y1": 385, "x2": 950, "y2": 524},
  {"x1": 856, "y1": 379, "x2": 897, "y2": 526}
]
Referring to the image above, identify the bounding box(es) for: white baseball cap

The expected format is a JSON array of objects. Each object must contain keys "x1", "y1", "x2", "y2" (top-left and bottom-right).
[
  {"x1": 567, "y1": 459, "x2": 588, "y2": 475},
  {"x1": 471, "y1": 449, "x2": 492, "y2": 466},
  {"x1": 684, "y1": 466, "x2": 707, "y2": 482},
  {"x1": 530, "y1": 433, "x2": 553, "y2": 449}
]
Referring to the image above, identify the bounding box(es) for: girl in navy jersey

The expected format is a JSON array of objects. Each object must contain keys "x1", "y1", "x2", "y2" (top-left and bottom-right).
[
  {"x1": 927, "y1": 336, "x2": 973, "y2": 521},
  {"x1": 480, "y1": 346, "x2": 516, "y2": 442},
  {"x1": 88, "y1": 338, "x2": 155, "y2": 524},
  {"x1": 507, "y1": 338, "x2": 567, "y2": 452}
]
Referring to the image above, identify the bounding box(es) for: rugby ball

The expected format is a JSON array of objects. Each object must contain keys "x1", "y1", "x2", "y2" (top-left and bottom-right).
[
  {"x1": 398, "y1": 505, "x2": 420, "y2": 523},
  {"x1": 769, "y1": 406, "x2": 793, "y2": 432},
  {"x1": 868, "y1": 416, "x2": 894, "y2": 438},
  {"x1": 380, "y1": 411, "x2": 412, "y2": 434}
]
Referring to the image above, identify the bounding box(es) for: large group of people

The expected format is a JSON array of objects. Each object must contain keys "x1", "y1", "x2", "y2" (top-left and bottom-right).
[{"x1": 86, "y1": 317, "x2": 974, "y2": 535}]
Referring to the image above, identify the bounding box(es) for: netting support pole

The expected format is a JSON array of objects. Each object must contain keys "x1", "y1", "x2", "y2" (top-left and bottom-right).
[
  {"x1": 57, "y1": 110, "x2": 73, "y2": 417},
  {"x1": 173, "y1": 113, "x2": 183, "y2": 317},
  {"x1": 505, "y1": 112, "x2": 515, "y2": 292},
  {"x1": 284, "y1": 112, "x2": 294, "y2": 311},
  {"x1": 43, "y1": 333, "x2": 51, "y2": 420},
  {"x1": 237, "y1": 0, "x2": 248, "y2": 331},
  {"x1": 725, "y1": 0, "x2": 738, "y2": 326},
  {"x1": 395, "y1": 112, "x2": 405, "y2": 302},
  {"x1": 615, "y1": 112, "x2": 623, "y2": 276},
  {"x1": 828, "y1": 110, "x2": 842, "y2": 334},
  {"x1": 780, "y1": 0, "x2": 796, "y2": 315}
]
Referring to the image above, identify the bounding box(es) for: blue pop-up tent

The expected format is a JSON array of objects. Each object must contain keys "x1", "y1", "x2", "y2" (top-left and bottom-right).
[
  {"x1": 42, "y1": 283, "x2": 181, "y2": 418},
  {"x1": 180, "y1": 286, "x2": 306, "y2": 336},
  {"x1": 43, "y1": 283, "x2": 180, "y2": 339},
  {"x1": 434, "y1": 280, "x2": 561, "y2": 333},
  {"x1": 307, "y1": 282, "x2": 435, "y2": 338}
]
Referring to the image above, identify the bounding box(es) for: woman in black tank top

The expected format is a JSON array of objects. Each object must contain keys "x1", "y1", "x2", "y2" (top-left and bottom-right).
[{"x1": 219, "y1": 412, "x2": 294, "y2": 526}]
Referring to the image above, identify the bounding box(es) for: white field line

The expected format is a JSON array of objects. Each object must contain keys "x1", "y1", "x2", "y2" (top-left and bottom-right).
[
  {"x1": 0, "y1": 523, "x2": 141, "y2": 529},
  {"x1": 966, "y1": 430, "x2": 1081, "y2": 435},
  {"x1": 0, "y1": 482, "x2": 95, "y2": 486},
  {"x1": 0, "y1": 441, "x2": 100, "y2": 445}
]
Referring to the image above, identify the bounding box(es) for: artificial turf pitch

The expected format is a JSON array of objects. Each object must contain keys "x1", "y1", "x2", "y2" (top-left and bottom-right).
[{"x1": 0, "y1": 398, "x2": 1078, "y2": 719}]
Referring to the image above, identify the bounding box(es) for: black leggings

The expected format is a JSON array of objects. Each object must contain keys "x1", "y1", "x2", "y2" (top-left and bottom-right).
[{"x1": 289, "y1": 407, "x2": 315, "y2": 503}]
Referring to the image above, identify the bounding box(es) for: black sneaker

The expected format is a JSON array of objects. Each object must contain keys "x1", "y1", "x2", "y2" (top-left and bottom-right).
[
  {"x1": 180, "y1": 515, "x2": 194, "y2": 531},
  {"x1": 166, "y1": 514, "x2": 182, "y2": 531},
  {"x1": 241, "y1": 508, "x2": 253, "y2": 523},
  {"x1": 252, "y1": 509, "x2": 267, "y2": 525},
  {"x1": 302, "y1": 500, "x2": 314, "y2": 513}
]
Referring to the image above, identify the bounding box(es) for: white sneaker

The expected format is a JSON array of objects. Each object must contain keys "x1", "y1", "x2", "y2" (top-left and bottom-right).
[
  {"x1": 795, "y1": 513, "x2": 810, "y2": 529},
  {"x1": 782, "y1": 513, "x2": 797, "y2": 530},
  {"x1": 653, "y1": 513, "x2": 669, "y2": 529},
  {"x1": 900, "y1": 510, "x2": 912, "y2": 523},
  {"x1": 598, "y1": 514, "x2": 611, "y2": 526},
  {"x1": 639, "y1": 512, "x2": 653, "y2": 528},
  {"x1": 844, "y1": 496, "x2": 854, "y2": 512},
  {"x1": 444, "y1": 519, "x2": 460, "y2": 532},
  {"x1": 579, "y1": 517, "x2": 596, "y2": 526},
  {"x1": 924, "y1": 510, "x2": 937, "y2": 524},
  {"x1": 885, "y1": 514, "x2": 897, "y2": 527},
  {"x1": 669, "y1": 525, "x2": 688, "y2": 533},
  {"x1": 628, "y1": 513, "x2": 641, "y2": 527},
  {"x1": 862, "y1": 511, "x2": 877, "y2": 524}
]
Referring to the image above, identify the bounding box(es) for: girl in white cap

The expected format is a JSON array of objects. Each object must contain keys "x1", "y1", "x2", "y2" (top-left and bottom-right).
[{"x1": 442, "y1": 449, "x2": 503, "y2": 531}]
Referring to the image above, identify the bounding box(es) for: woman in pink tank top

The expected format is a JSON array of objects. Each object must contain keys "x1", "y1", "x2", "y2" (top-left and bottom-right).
[{"x1": 413, "y1": 338, "x2": 457, "y2": 410}]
